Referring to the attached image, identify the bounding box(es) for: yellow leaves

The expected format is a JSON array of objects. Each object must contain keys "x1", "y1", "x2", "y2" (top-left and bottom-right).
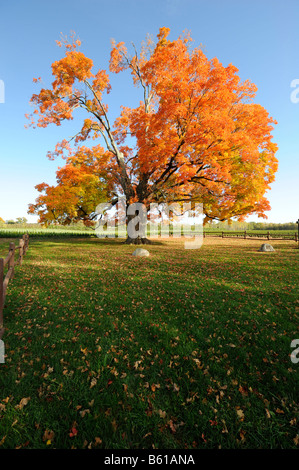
[
  {"x1": 265, "y1": 408, "x2": 271, "y2": 419},
  {"x1": 221, "y1": 420, "x2": 229, "y2": 434},
  {"x1": 134, "y1": 360, "x2": 142, "y2": 370},
  {"x1": 90, "y1": 377, "x2": 97, "y2": 389},
  {"x1": 15, "y1": 397, "x2": 30, "y2": 410},
  {"x1": 236, "y1": 408, "x2": 245, "y2": 421},
  {"x1": 151, "y1": 383, "x2": 161, "y2": 392},
  {"x1": 156, "y1": 27, "x2": 171, "y2": 47},
  {"x1": 43, "y1": 430, "x2": 55, "y2": 445},
  {"x1": 0, "y1": 403, "x2": 6, "y2": 413},
  {"x1": 158, "y1": 410, "x2": 166, "y2": 419},
  {"x1": 30, "y1": 147, "x2": 109, "y2": 227},
  {"x1": 193, "y1": 358, "x2": 204, "y2": 369}
]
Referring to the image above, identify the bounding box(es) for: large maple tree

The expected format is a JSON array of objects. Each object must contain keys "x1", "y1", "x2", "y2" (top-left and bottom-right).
[{"x1": 27, "y1": 28, "x2": 278, "y2": 243}]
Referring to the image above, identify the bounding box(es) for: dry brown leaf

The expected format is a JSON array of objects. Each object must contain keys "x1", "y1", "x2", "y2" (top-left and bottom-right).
[
  {"x1": 43, "y1": 429, "x2": 55, "y2": 442},
  {"x1": 16, "y1": 397, "x2": 30, "y2": 410},
  {"x1": 90, "y1": 378, "x2": 97, "y2": 388},
  {"x1": 236, "y1": 409, "x2": 244, "y2": 421},
  {"x1": 158, "y1": 410, "x2": 166, "y2": 419},
  {"x1": 169, "y1": 419, "x2": 177, "y2": 433}
]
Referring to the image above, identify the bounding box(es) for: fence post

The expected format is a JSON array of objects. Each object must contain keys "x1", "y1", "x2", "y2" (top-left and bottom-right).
[
  {"x1": 19, "y1": 239, "x2": 25, "y2": 265},
  {"x1": 244, "y1": 230, "x2": 247, "y2": 239},
  {"x1": 8, "y1": 242, "x2": 15, "y2": 280},
  {"x1": 0, "y1": 258, "x2": 4, "y2": 339},
  {"x1": 267, "y1": 231, "x2": 270, "y2": 240},
  {"x1": 25, "y1": 234, "x2": 29, "y2": 254},
  {"x1": 23, "y1": 234, "x2": 27, "y2": 255}
]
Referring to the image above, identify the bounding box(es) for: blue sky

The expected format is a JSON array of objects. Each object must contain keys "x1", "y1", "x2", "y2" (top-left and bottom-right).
[{"x1": 0, "y1": 0, "x2": 298, "y2": 223}]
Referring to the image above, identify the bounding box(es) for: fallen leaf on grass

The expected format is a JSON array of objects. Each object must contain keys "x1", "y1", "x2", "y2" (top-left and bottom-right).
[
  {"x1": 169, "y1": 420, "x2": 176, "y2": 433},
  {"x1": 94, "y1": 437, "x2": 102, "y2": 446},
  {"x1": 69, "y1": 426, "x2": 78, "y2": 438},
  {"x1": 90, "y1": 378, "x2": 97, "y2": 388},
  {"x1": 158, "y1": 410, "x2": 166, "y2": 419},
  {"x1": 111, "y1": 419, "x2": 118, "y2": 432},
  {"x1": 43, "y1": 430, "x2": 55, "y2": 443},
  {"x1": 16, "y1": 397, "x2": 30, "y2": 410}
]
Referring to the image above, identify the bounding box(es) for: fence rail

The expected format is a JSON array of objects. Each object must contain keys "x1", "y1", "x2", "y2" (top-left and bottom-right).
[
  {"x1": 203, "y1": 231, "x2": 298, "y2": 241},
  {"x1": 0, "y1": 234, "x2": 29, "y2": 340}
]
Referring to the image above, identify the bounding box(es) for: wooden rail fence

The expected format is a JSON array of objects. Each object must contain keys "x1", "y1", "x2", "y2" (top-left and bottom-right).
[
  {"x1": 0, "y1": 234, "x2": 29, "y2": 340},
  {"x1": 203, "y1": 231, "x2": 298, "y2": 241}
]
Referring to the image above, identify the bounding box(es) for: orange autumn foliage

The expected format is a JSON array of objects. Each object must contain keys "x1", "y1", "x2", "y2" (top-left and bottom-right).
[
  {"x1": 28, "y1": 146, "x2": 112, "y2": 226},
  {"x1": 27, "y1": 28, "x2": 278, "y2": 225}
]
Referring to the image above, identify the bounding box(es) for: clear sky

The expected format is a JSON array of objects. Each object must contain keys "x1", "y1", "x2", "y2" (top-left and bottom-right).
[{"x1": 0, "y1": 0, "x2": 298, "y2": 223}]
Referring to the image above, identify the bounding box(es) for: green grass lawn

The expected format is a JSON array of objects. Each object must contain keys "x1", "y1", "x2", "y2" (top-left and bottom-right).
[{"x1": 0, "y1": 236, "x2": 298, "y2": 449}]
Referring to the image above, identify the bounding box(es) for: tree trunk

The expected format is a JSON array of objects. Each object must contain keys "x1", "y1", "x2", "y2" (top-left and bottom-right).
[
  {"x1": 124, "y1": 235, "x2": 152, "y2": 245},
  {"x1": 124, "y1": 206, "x2": 152, "y2": 245}
]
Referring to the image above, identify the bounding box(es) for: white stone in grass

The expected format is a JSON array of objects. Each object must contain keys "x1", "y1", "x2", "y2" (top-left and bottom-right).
[
  {"x1": 259, "y1": 243, "x2": 275, "y2": 252},
  {"x1": 132, "y1": 248, "x2": 150, "y2": 257}
]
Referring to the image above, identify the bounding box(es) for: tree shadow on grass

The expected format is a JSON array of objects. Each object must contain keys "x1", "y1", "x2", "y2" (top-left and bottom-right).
[{"x1": 29, "y1": 237, "x2": 167, "y2": 247}]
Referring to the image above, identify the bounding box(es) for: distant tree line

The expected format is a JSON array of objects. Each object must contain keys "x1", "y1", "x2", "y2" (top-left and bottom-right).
[
  {"x1": 0, "y1": 217, "x2": 297, "y2": 232},
  {"x1": 0, "y1": 217, "x2": 28, "y2": 225}
]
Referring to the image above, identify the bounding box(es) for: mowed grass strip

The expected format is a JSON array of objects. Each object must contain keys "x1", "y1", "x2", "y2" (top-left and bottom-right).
[{"x1": 0, "y1": 237, "x2": 298, "y2": 449}]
